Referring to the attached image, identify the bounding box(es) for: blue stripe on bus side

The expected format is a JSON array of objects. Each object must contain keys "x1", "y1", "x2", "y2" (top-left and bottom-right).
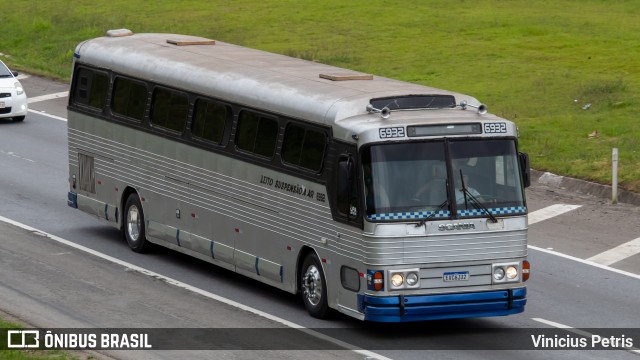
[
  {"x1": 176, "y1": 229, "x2": 181, "y2": 247},
  {"x1": 255, "y1": 257, "x2": 260, "y2": 276},
  {"x1": 280, "y1": 266, "x2": 283, "y2": 283},
  {"x1": 210, "y1": 241, "x2": 215, "y2": 259},
  {"x1": 104, "y1": 203, "x2": 109, "y2": 221}
]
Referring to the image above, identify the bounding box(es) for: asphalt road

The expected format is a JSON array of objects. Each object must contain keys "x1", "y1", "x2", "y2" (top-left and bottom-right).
[{"x1": 0, "y1": 75, "x2": 638, "y2": 359}]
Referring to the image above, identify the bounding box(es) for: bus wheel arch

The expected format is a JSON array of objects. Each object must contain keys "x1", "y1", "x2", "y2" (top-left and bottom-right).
[
  {"x1": 122, "y1": 189, "x2": 150, "y2": 253},
  {"x1": 297, "y1": 247, "x2": 330, "y2": 319}
]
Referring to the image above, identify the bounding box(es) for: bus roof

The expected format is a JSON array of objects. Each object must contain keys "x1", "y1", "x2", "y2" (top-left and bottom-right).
[{"x1": 74, "y1": 31, "x2": 492, "y2": 134}]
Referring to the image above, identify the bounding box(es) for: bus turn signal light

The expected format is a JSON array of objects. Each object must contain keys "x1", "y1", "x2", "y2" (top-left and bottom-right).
[
  {"x1": 522, "y1": 260, "x2": 530, "y2": 282},
  {"x1": 367, "y1": 270, "x2": 384, "y2": 291},
  {"x1": 373, "y1": 271, "x2": 384, "y2": 291}
]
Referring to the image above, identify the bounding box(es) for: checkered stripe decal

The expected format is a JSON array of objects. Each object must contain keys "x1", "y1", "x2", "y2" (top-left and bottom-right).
[
  {"x1": 457, "y1": 206, "x2": 527, "y2": 217},
  {"x1": 367, "y1": 210, "x2": 451, "y2": 221}
]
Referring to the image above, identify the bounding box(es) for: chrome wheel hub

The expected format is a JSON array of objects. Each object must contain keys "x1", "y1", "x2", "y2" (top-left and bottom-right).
[
  {"x1": 127, "y1": 206, "x2": 141, "y2": 241},
  {"x1": 302, "y1": 265, "x2": 322, "y2": 306}
]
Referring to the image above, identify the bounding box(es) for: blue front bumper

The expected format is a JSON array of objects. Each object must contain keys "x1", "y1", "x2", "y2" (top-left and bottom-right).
[{"x1": 358, "y1": 287, "x2": 526, "y2": 322}]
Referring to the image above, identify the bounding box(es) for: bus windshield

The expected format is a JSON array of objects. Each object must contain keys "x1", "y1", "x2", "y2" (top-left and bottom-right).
[{"x1": 362, "y1": 139, "x2": 527, "y2": 222}]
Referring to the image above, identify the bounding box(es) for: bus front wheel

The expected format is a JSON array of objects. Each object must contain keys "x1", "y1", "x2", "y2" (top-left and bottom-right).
[
  {"x1": 300, "y1": 253, "x2": 329, "y2": 319},
  {"x1": 123, "y1": 193, "x2": 150, "y2": 253}
]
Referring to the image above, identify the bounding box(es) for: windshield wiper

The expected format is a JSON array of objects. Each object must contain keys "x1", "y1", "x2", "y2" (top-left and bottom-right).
[
  {"x1": 459, "y1": 169, "x2": 498, "y2": 223},
  {"x1": 415, "y1": 199, "x2": 449, "y2": 227},
  {"x1": 415, "y1": 182, "x2": 450, "y2": 227}
]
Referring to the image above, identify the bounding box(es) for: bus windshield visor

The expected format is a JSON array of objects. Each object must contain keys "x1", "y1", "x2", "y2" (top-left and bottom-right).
[{"x1": 362, "y1": 140, "x2": 527, "y2": 222}]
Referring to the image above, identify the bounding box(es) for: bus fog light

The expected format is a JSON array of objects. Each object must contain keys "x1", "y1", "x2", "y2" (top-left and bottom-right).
[
  {"x1": 506, "y1": 266, "x2": 518, "y2": 280},
  {"x1": 391, "y1": 273, "x2": 404, "y2": 287},
  {"x1": 406, "y1": 272, "x2": 419, "y2": 286},
  {"x1": 493, "y1": 267, "x2": 505, "y2": 281}
]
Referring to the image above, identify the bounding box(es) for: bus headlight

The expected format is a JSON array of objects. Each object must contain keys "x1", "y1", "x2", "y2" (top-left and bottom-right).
[
  {"x1": 391, "y1": 273, "x2": 404, "y2": 287},
  {"x1": 506, "y1": 266, "x2": 518, "y2": 280},
  {"x1": 406, "y1": 272, "x2": 419, "y2": 286},
  {"x1": 388, "y1": 269, "x2": 420, "y2": 290},
  {"x1": 492, "y1": 262, "x2": 521, "y2": 283}
]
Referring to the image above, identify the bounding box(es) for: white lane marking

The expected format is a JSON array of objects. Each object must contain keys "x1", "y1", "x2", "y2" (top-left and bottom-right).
[
  {"x1": 587, "y1": 237, "x2": 640, "y2": 266},
  {"x1": 27, "y1": 109, "x2": 67, "y2": 122},
  {"x1": 529, "y1": 245, "x2": 640, "y2": 281},
  {"x1": 532, "y1": 317, "x2": 592, "y2": 337},
  {"x1": 0, "y1": 149, "x2": 35, "y2": 163},
  {"x1": 528, "y1": 204, "x2": 582, "y2": 225},
  {"x1": 532, "y1": 318, "x2": 640, "y2": 355},
  {"x1": 27, "y1": 91, "x2": 69, "y2": 104},
  {"x1": 0, "y1": 215, "x2": 391, "y2": 360}
]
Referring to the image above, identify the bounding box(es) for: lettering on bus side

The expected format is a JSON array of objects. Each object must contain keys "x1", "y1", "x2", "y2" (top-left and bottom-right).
[{"x1": 259, "y1": 174, "x2": 326, "y2": 203}]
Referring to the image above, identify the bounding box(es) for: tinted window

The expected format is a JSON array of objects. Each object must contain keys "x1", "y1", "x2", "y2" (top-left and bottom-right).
[
  {"x1": 370, "y1": 95, "x2": 456, "y2": 110},
  {"x1": 151, "y1": 87, "x2": 188, "y2": 132},
  {"x1": 282, "y1": 124, "x2": 325, "y2": 171},
  {"x1": 112, "y1": 77, "x2": 147, "y2": 121},
  {"x1": 192, "y1": 99, "x2": 227, "y2": 143},
  {"x1": 236, "y1": 111, "x2": 278, "y2": 158},
  {"x1": 73, "y1": 68, "x2": 108, "y2": 110}
]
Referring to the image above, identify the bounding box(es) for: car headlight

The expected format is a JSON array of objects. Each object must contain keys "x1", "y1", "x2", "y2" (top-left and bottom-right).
[
  {"x1": 15, "y1": 82, "x2": 24, "y2": 95},
  {"x1": 493, "y1": 267, "x2": 505, "y2": 281},
  {"x1": 506, "y1": 266, "x2": 518, "y2": 280}
]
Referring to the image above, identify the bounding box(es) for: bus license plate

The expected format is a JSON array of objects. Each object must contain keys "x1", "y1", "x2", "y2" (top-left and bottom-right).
[
  {"x1": 443, "y1": 271, "x2": 469, "y2": 282},
  {"x1": 0, "y1": 101, "x2": 4, "y2": 108}
]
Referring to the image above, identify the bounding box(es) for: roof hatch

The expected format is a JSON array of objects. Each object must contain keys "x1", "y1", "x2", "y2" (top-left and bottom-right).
[
  {"x1": 319, "y1": 73, "x2": 373, "y2": 81},
  {"x1": 106, "y1": 29, "x2": 134, "y2": 37},
  {"x1": 166, "y1": 38, "x2": 216, "y2": 46}
]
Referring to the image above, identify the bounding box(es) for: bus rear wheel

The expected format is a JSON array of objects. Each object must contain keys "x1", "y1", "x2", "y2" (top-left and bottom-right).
[
  {"x1": 300, "y1": 253, "x2": 329, "y2": 319},
  {"x1": 123, "y1": 193, "x2": 150, "y2": 253}
]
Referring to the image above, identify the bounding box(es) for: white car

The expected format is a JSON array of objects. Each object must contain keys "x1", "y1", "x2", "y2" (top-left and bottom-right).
[{"x1": 0, "y1": 60, "x2": 28, "y2": 122}]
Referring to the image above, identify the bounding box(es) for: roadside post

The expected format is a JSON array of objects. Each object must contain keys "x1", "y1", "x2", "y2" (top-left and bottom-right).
[{"x1": 612, "y1": 148, "x2": 618, "y2": 204}]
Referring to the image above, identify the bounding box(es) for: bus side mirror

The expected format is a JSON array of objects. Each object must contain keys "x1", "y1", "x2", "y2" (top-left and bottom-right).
[
  {"x1": 519, "y1": 152, "x2": 531, "y2": 188},
  {"x1": 337, "y1": 157, "x2": 354, "y2": 200}
]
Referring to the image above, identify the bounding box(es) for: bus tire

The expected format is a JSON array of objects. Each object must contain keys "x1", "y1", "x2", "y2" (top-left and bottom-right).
[
  {"x1": 300, "y1": 253, "x2": 329, "y2": 319},
  {"x1": 123, "y1": 193, "x2": 149, "y2": 253}
]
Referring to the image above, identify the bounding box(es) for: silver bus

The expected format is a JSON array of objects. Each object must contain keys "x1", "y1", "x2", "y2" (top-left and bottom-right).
[{"x1": 67, "y1": 29, "x2": 531, "y2": 322}]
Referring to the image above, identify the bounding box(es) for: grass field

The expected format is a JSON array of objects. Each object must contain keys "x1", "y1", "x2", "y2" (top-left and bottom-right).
[{"x1": 1, "y1": 0, "x2": 638, "y2": 192}]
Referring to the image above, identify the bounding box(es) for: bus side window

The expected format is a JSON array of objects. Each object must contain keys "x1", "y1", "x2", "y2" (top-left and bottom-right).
[
  {"x1": 281, "y1": 123, "x2": 326, "y2": 172},
  {"x1": 150, "y1": 87, "x2": 189, "y2": 133},
  {"x1": 112, "y1": 77, "x2": 147, "y2": 122},
  {"x1": 192, "y1": 99, "x2": 227, "y2": 144},
  {"x1": 236, "y1": 110, "x2": 278, "y2": 159},
  {"x1": 72, "y1": 67, "x2": 108, "y2": 111},
  {"x1": 337, "y1": 155, "x2": 358, "y2": 219}
]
